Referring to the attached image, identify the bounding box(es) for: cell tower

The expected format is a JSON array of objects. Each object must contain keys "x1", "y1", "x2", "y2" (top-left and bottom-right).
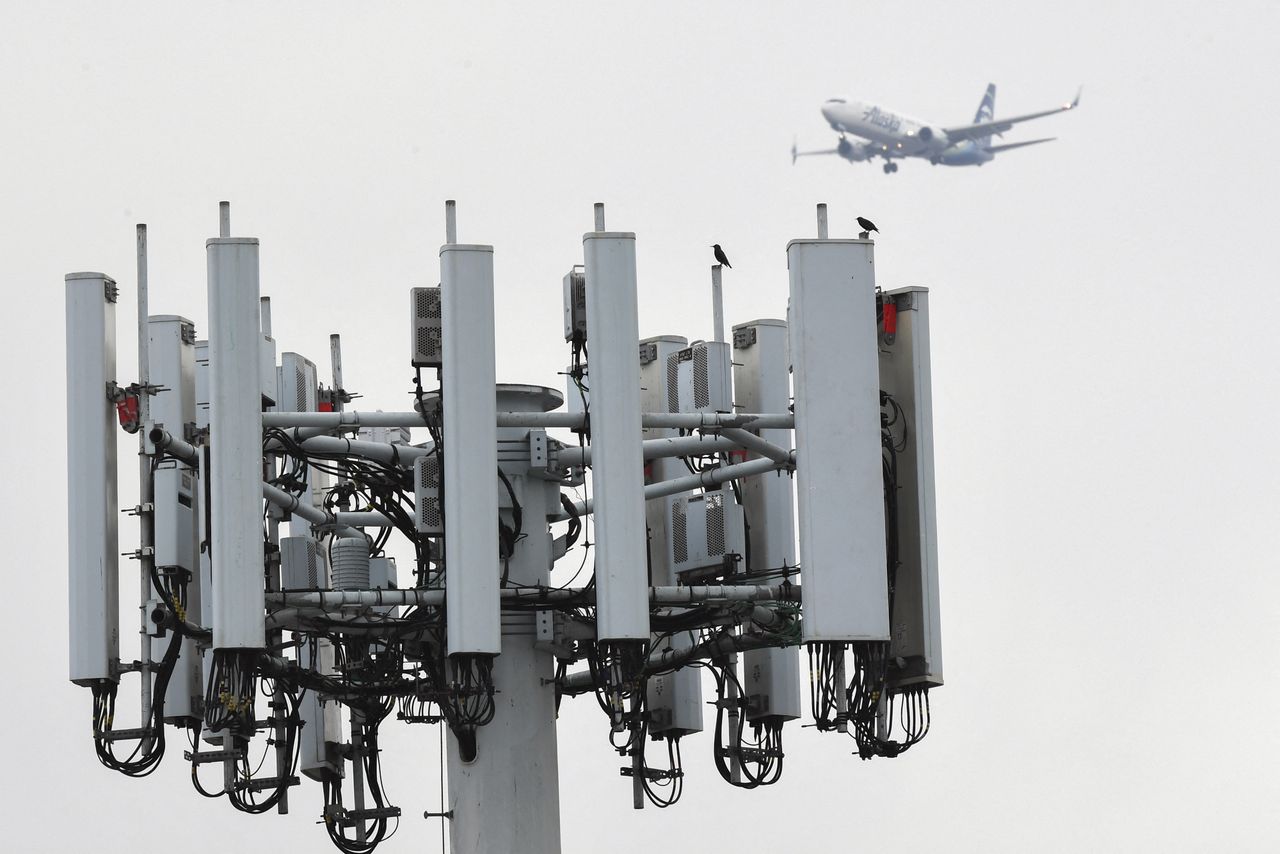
[{"x1": 64, "y1": 201, "x2": 943, "y2": 853}]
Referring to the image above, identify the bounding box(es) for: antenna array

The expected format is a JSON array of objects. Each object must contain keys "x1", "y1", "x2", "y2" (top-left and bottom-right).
[{"x1": 64, "y1": 202, "x2": 943, "y2": 853}]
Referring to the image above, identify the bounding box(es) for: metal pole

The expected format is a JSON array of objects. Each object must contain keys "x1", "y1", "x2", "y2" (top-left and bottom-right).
[
  {"x1": 445, "y1": 199, "x2": 457, "y2": 244},
  {"x1": 219, "y1": 201, "x2": 230, "y2": 238},
  {"x1": 816, "y1": 203, "x2": 829, "y2": 239},
  {"x1": 593, "y1": 202, "x2": 605, "y2": 231},
  {"x1": 135, "y1": 224, "x2": 155, "y2": 734},
  {"x1": 447, "y1": 417, "x2": 561, "y2": 852},
  {"x1": 260, "y1": 409, "x2": 794, "y2": 430},
  {"x1": 559, "y1": 433, "x2": 737, "y2": 467},
  {"x1": 711, "y1": 264, "x2": 725, "y2": 344},
  {"x1": 571, "y1": 453, "x2": 790, "y2": 517},
  {"x1": 329, "y1": 334, "x2": 343, "y2": 405},
  {"x1": 269, "y1": 582, "x2": 796, "y2": 610}
]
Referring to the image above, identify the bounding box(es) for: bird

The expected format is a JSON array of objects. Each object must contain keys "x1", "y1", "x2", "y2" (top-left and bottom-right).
[
  {"x1": 712, "y1": 244, "x2": 732, "y2": 268},
  {"x1": 856, "y1": 216, "x2": 879, "y2": 235}
]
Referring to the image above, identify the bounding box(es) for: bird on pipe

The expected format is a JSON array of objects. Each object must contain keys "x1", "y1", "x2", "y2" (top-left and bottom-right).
[
  {"x1": 857, "y1": 216, "x2": 878, "y2": 235},
  {"x1": 712, "y1": 244, "x2": 732, "y2": 268}
]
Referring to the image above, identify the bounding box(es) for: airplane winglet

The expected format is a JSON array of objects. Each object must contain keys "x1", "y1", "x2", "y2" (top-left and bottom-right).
[
  {"x1": 791, "y1": 137, "x2": 798, "y2": 165},
  {"x1": 1070, "y1": 85, "x2": 1082, "y2": 109}
]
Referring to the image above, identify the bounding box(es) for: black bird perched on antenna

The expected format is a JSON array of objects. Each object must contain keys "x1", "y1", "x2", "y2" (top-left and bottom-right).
[
  {"x1": 857, "y1": 216, "x2": 879, "y2": 235},
  {"x1": 712, "y1": 244, "x2": 732, "y2": 268}
]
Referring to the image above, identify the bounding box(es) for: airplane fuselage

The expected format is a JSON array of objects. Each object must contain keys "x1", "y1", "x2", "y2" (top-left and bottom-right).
[{"x1": 820, "y1": 99, "x2": 993, "y2": 166}]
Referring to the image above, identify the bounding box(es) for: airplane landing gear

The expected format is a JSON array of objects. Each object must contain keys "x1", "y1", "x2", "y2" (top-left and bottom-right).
[{"x1": 882, "y1": 162, "x2": 898, "y2": 174}]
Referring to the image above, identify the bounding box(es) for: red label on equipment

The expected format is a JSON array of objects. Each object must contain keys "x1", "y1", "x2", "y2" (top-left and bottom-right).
[{"x1": 883, "y1": 302, "x2": 898, "y2": 336}]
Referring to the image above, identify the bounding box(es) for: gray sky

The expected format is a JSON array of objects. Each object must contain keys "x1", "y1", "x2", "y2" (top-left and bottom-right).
[{"x1": 4, "y1": 1, "x2": 1279, "y2": 851}]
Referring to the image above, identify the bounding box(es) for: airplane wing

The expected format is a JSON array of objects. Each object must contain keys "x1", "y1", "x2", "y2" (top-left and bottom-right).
[
  {"x1": 943, "y1": 87, "x2": 1081, "y2": 144},
  {"x1": 985, "y1": 136, "x2": 1056, "y2": 154}
]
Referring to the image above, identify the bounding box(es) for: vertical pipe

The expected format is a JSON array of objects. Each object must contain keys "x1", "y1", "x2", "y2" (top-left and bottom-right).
[
  {"x1": 259, "y1": 296, "x2": 272, "y2": 338},
  {"x1": 582, "y1": 230, "x2": 648, "y2": 642},
  {"x1": 136, "y1": 226, "x2": 154, "y2": 724},
  {"x1": 440, "y1": 243, "x2": 500, "y2": 656},
  {"x1": 445, "y1": 200, "x2": 457, "y2": 244},
  {"x1": 788, "y1": 238, "x2": 888, "y2": 643},
  {"x1": 711, "y1": 264, "x2": 725, "y2": 344},
  {"x1": 351, "y1": 713, "x2": 368, "y2": 845},
  {"x1": 207, "y1": 237, "x2": 266, "y2": 650},
  {"x1": 219, "y1": 202, "x2": 230, "y2": 238},
  {"x1": 816, "y1": 203, "x2": 829, "y2": 239},
  {"x1": 593, "y1": 202, "x2": 605, "y2": 232},
  {"x1": 66, "y1": 272, "x2": 120, "y2": 685}
]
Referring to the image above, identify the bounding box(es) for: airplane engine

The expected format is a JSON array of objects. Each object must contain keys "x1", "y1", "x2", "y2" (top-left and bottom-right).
[
  {"x1": 837, "y1": 138, "x2": 870, "y2": 161},
  {"x1": 916, "y1": 127, "x2": 950, "y2": 152}
]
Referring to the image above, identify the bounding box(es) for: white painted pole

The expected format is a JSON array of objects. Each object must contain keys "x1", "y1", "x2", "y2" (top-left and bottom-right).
[
  {"x1": 269, "y1": 583, "x2": 793, "y2": 610},
  {"x1": 440, "y1": 242, "x2": 500, "y2": 656},
  {"x1": 260, "y1": 409, "x2": 794, "y2": 430},
  {"x1": 65, "y1": 272, "x2": 120, "y2": 685},
  {"x1": 207, "y1": 237, "x2": 266, "y2": 650},
  {"x1": 572, "y1": 454, "x2": 787, "y2": 517},
  {"x1": 582, "y1": 229, "x2": 648, "y2": 642},
  {"x1": 711, "y1": 265, "x2": 725, "y2": 344},
  {"x1": 135, "y1": 225, "x2": 155, "y2": 725},
  {"x1": 448, "y1": 390, "x2": 561, "y2": 853}
]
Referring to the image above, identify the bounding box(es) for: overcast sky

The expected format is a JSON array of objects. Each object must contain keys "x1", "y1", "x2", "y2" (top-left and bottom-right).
[{"x1": 3, "y1": 2, "x2": 1278, "y2": 851}]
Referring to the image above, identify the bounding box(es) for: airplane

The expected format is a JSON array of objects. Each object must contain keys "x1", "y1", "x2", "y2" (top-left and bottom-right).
[{"x1": 792, "y1": 83, "x2": 1080, "y2": 174}]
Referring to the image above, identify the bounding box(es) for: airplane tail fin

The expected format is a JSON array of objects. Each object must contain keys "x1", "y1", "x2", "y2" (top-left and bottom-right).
[{"x1": 973, "y1": 83, "x2": 996, "y2": 147}]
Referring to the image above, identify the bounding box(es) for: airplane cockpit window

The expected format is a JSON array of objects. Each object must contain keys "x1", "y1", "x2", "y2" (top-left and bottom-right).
[{"x1": 824, "y1": 98, "x2": 847, "y2": 104}]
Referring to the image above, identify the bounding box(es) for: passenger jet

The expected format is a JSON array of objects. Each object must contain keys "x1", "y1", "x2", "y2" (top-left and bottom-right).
[{"x1": 792, "y1": 84, "x2": 1080, "y2": 173}]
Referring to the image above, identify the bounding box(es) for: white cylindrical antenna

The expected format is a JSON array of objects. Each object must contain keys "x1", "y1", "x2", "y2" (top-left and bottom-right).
[
  {"x1": 440, "y1": 243, "x2": 500, "y2": 657},
  {"x1": 259, "y1": 297, "x2": 272, "y2": 338},
  {"x1": 711, "y1": 264, "x2": 725, "y2": 344},
  {"x1": 582, "y1": 230, "x2": 648, "y2": 642},
  {"x1": 816, "y1": 203, "x2": 829, "y2": 239},
  {"x1": 593, "y1": 202, "x2": 605, "y2": 232},
  {"x1": 65, "y1": 272, "x2": 120, "y2": 685},
  {"x1": 445, "y1": 199, "x2": 457, "y2": 244},
  {"x1": 219, "y1": 201, "x2": 230, "y2": 238},
  {"x1": 207, "y1": 235, "x2": 266, "y2": 650},
  {"x1": 330, "y1": 333, "x2": 344, "y2": 400}
]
